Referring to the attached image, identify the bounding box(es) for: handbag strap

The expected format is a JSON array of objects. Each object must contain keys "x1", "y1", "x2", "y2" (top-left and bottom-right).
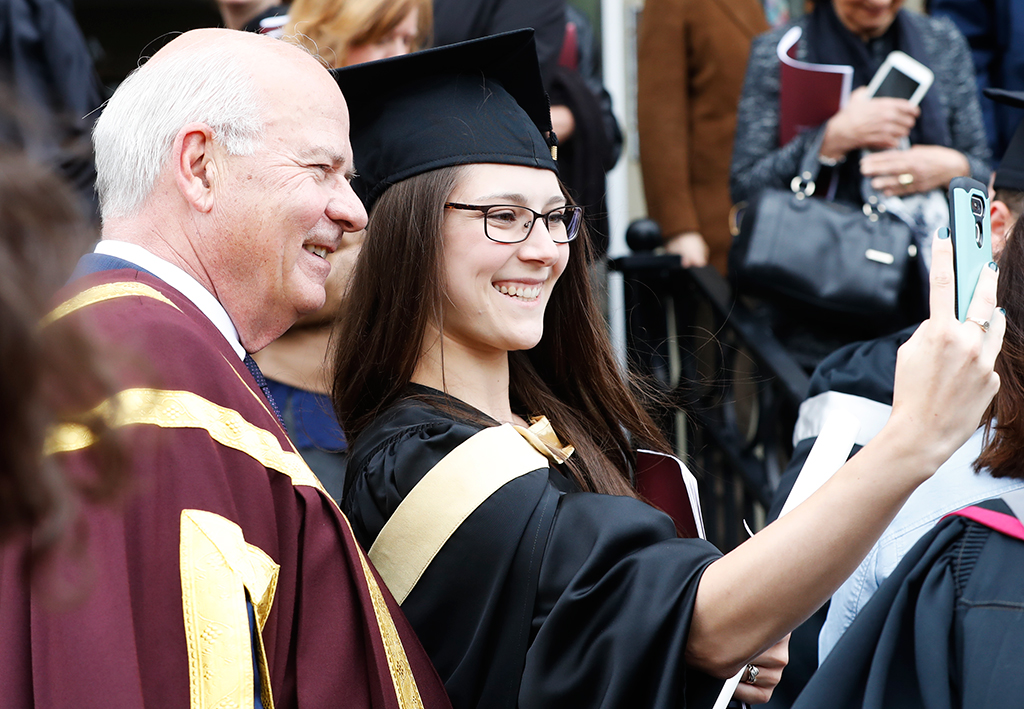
[
  {"x1": 367, "y1": 423, "x2": 549, "y2": 604},
  {"x1": 795, "y1": 131, "x2": 893, "y2": 219},
  {"x1": 790, "y1": 129, "x2": 828, "y2": 199}
]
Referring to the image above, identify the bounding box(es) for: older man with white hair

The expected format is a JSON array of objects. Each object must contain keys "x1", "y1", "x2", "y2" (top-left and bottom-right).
[{"x1": 0, "y1": 28, "x2": 451, "y2": 709}]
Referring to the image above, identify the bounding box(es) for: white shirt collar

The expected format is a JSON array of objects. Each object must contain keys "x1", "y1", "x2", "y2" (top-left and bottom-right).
[{"x1": 93, "y1": 240, "x2": 246, "y2": 360}]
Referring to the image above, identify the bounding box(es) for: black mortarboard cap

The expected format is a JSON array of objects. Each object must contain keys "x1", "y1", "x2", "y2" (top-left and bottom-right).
[
  {"x1": 985, "y1": 88, "x2": 1024, "y2": 192},
  {"x1": 332, "y1": 29, "x2": 557, "y2": 211}
]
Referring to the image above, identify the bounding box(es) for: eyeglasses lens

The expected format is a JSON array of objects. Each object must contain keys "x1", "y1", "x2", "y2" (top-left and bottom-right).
[{"x1": 483, "y1": 206, "x2": 580, "y2": 243}]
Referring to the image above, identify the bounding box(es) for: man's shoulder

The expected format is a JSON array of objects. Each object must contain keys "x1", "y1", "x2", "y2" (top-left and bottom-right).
[
  {"x1": 54, "y1": 270, "x2": 257, "y2": 407},
  {"x1": 57, "y1": 270, "x2": 227, "y2": 353}
]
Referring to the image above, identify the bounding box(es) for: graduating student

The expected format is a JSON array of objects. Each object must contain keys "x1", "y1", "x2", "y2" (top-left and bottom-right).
[{"x1": 332, "y1": 30, "x2": 1003, "y2": 709}]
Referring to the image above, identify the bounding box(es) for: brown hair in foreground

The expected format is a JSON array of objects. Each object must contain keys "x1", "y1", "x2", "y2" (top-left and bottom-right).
[
  {"x1": 0, "y1": 148, "x2": 128, "y2": 562},
  {"x1": 977, "y1": 215, "x2": 1024, "y2": 478},
  {"x1": 332, "y1": 166, "x2": 673, "y2": 499}
]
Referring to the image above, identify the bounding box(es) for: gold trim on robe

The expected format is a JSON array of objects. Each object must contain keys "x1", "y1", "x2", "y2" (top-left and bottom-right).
[
  {"x1": 45, "y1": 387, "x2": 427, "y2": 709},
  {"x1": 44, "y1": 388, "x2": 325, "y2": 493},
  {"x1": 180, "y1": 509, "x2": 280, "y2": 709},
  {"x1": 354, "y1": 540, "x2": 427, "y2": 709},
  {"x1": 40, "y1": 282, "x2": 181, "y2": 328}
]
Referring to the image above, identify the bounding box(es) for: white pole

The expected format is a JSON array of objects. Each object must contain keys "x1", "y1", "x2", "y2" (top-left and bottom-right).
[{"x1": 601, "y1": 0, "x2": 632, "y2": 368}]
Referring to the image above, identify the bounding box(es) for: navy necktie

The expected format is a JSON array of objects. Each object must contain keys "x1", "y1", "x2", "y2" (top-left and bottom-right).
[{"x1": 243, "y1": 354, "x2": 285, "y2": 430}]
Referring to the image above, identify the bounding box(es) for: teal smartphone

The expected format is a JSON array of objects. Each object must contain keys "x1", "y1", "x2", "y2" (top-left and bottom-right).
[{"x1": 948, "y1": 176, "x2": 993, "y2": 322}]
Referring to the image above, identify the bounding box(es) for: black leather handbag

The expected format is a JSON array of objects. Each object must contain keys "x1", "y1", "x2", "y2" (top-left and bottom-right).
[{"x1": 729, "y1": 138, "x2": 916, "y2": 318}]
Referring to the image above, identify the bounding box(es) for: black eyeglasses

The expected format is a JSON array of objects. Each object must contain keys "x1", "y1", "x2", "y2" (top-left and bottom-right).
[{"x1": 443, "y1": 202, "x2": 584, "y2": 244}]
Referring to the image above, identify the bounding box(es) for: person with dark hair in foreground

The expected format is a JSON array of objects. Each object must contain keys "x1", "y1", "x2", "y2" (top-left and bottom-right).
[
  {"x1": 791, "y1": 208, "x2": 1024, "y2": 709},
  {"x1": 0, "y1": 142, "x2": 124, "y2": 562},
  {"x1": 761, "y1": 89, "x2": 1024, "y2": 709},
  {"x1": 0, "y1": 28, "x2": 450, "y2": 709},
  {"x1": 333, "y1": 30, "x2": 1003, "y2": 709}
]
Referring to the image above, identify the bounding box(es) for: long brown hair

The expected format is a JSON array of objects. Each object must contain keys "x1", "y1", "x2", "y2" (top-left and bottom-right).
[
  {"x1": 976, "y1": 216, "x2": 1024, "y2": 478},
  {"x1": 332, "y1": 166, "x2": 671, "y2": 497},
  {"x1": 0, "y1": 150, "x2": 128, "y2": 556},
  {"x1": 285, "y1": 0, "x2": 432, "y2": 68}
]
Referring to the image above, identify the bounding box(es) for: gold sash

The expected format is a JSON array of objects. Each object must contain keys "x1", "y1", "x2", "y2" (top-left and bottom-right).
[{"x1": 368, "y1": 420, "x2": 569, "y2": 604}]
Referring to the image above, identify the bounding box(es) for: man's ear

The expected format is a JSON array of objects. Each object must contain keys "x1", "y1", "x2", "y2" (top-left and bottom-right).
[
  {"x1": 991, "y1": 199, "x2": 1014, "y2": 260},
  {"x1": 173, "y1": 123, "x2": 218, "y2": 213}
]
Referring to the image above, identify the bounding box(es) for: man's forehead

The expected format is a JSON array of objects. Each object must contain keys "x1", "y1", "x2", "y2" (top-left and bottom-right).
[
  {"x1": 262, "y1": 57, "x2": 346, "y2": 114},
  {"x1": 154, "y1": 28, "x2": 336, "y2": 95}
]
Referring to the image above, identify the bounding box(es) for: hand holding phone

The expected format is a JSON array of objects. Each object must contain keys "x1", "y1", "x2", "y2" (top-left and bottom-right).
[{"x1": 948, "y1": 176, "x2": 993, "y2": 321}]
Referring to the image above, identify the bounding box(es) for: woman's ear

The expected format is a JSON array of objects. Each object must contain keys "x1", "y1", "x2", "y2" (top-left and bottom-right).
[
  {"x1": 173, "y1": 122, "x2": 217, "y2": 213},
  {"x1": 991, "y1": 199, "x2": 1015, "y2": 261}
]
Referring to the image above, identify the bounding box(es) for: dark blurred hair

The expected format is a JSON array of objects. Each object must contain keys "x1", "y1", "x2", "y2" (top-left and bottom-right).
[
  {"x1": 332, "y1": 166, "x2": 672, "y2": 498},
  {"x1": 0, "y1": 146, "x2": 127, "y2": 560},
  {"x1": 976, "y1": 215, "x2": 1024, "y2": 478}
]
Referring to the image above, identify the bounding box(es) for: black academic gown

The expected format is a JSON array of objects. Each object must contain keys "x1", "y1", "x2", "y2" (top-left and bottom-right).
[
  {"x1": 792, "y1": 497, "x2": 1024, "y2": 709},
  {"x1": 343, "y1": 389, "x2": 725, "y2": 709}
]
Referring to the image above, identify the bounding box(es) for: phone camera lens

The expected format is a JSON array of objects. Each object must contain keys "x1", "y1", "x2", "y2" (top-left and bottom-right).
[{"x1": 971, "y1": 196, "x2": 985, "y2": 217}]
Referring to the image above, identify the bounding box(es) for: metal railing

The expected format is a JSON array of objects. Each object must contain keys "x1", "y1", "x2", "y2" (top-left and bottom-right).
[{"x1": 611, "y1": 220, "x2": 810, "y2": 551}]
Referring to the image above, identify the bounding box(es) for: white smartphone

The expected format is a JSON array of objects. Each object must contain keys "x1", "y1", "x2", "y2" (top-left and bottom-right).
[{"x1": 865, "y1": 51, "x2": 934, "y2": 106}]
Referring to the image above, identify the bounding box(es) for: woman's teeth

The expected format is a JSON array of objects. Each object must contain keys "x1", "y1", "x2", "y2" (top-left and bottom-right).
[
  {"x1": 304, "y1": 245, "x2": 329, "y2": 258},
  {"x1": 494, "y1": 284, "x2": 541, "y2": 301}
]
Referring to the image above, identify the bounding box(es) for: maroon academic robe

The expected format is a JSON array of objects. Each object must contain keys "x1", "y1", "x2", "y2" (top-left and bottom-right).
[{"x1": 0, "y1": 268, "x2": 451, "y2": 709}]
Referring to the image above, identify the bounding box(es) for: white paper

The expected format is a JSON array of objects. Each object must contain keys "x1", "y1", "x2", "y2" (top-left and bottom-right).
[{"x1": 779, "y1": 410, "x2": 861, "y2": 519}]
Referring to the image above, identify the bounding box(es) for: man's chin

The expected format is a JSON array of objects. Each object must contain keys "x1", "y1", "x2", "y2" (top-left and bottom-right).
[{"x1": 291, "y1": 291, "x2": 329, "y2": 328}]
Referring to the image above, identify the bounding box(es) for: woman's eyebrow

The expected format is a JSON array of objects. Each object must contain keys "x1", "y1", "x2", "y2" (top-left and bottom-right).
[
  {"x1": 473, "y1": 192, "x2": 529, "y2": 203},
  {"x1": 473, "y1": 192, "x2": 566, "y2": 207}
]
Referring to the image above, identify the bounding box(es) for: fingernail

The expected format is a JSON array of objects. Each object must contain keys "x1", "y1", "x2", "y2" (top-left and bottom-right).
[
  {"x1": 989, "y1": 261, "x2": 998, "y2": 271},
  {"x1": 938, "y1": 227, "x2": 950, "y2": 239},
  {"x1": 998, "y1": 307, "x2": 1006, "y2": 317}
]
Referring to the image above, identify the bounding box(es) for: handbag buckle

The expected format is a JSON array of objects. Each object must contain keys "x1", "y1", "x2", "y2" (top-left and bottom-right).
[
  {"x1": 790, "y1": 172, "x2": 816, "y2": 199},
  {"x1": 862, "y1": 195, "x2": 888, "y2": 223},
  {"x1": 865, "y1": 248, "x2": 895, "y2": 265}
]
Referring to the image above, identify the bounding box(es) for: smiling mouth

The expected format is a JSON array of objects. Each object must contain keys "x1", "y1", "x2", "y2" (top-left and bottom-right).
[
  {"x1": 304, "y1": 244, "x2": 329, "y2": 259},
  {"x1": 493, "y1": 284, "x2": 542, "y2": 301}
]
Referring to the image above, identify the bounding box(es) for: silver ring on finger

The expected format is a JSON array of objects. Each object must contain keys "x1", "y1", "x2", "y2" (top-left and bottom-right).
[
  {"x1": 967, "y1": 316, "x2": 991, "y2": 333},
  {"x1": 742, "y1": 664, "x2": 759, "y2": 685}
]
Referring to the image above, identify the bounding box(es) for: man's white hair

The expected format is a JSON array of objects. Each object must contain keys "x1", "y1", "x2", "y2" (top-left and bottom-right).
[{"x1": 93, "y1": 41, "x2": 266, "y2": 220}]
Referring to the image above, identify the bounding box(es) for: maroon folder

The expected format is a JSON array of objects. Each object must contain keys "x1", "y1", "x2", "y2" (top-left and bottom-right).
[
  {"x1": 635, "y1": 450, "x2": 705, "y2": 540},
  {"x1": 777, "y1": 26, "x2": 852, "y2": 145}
]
